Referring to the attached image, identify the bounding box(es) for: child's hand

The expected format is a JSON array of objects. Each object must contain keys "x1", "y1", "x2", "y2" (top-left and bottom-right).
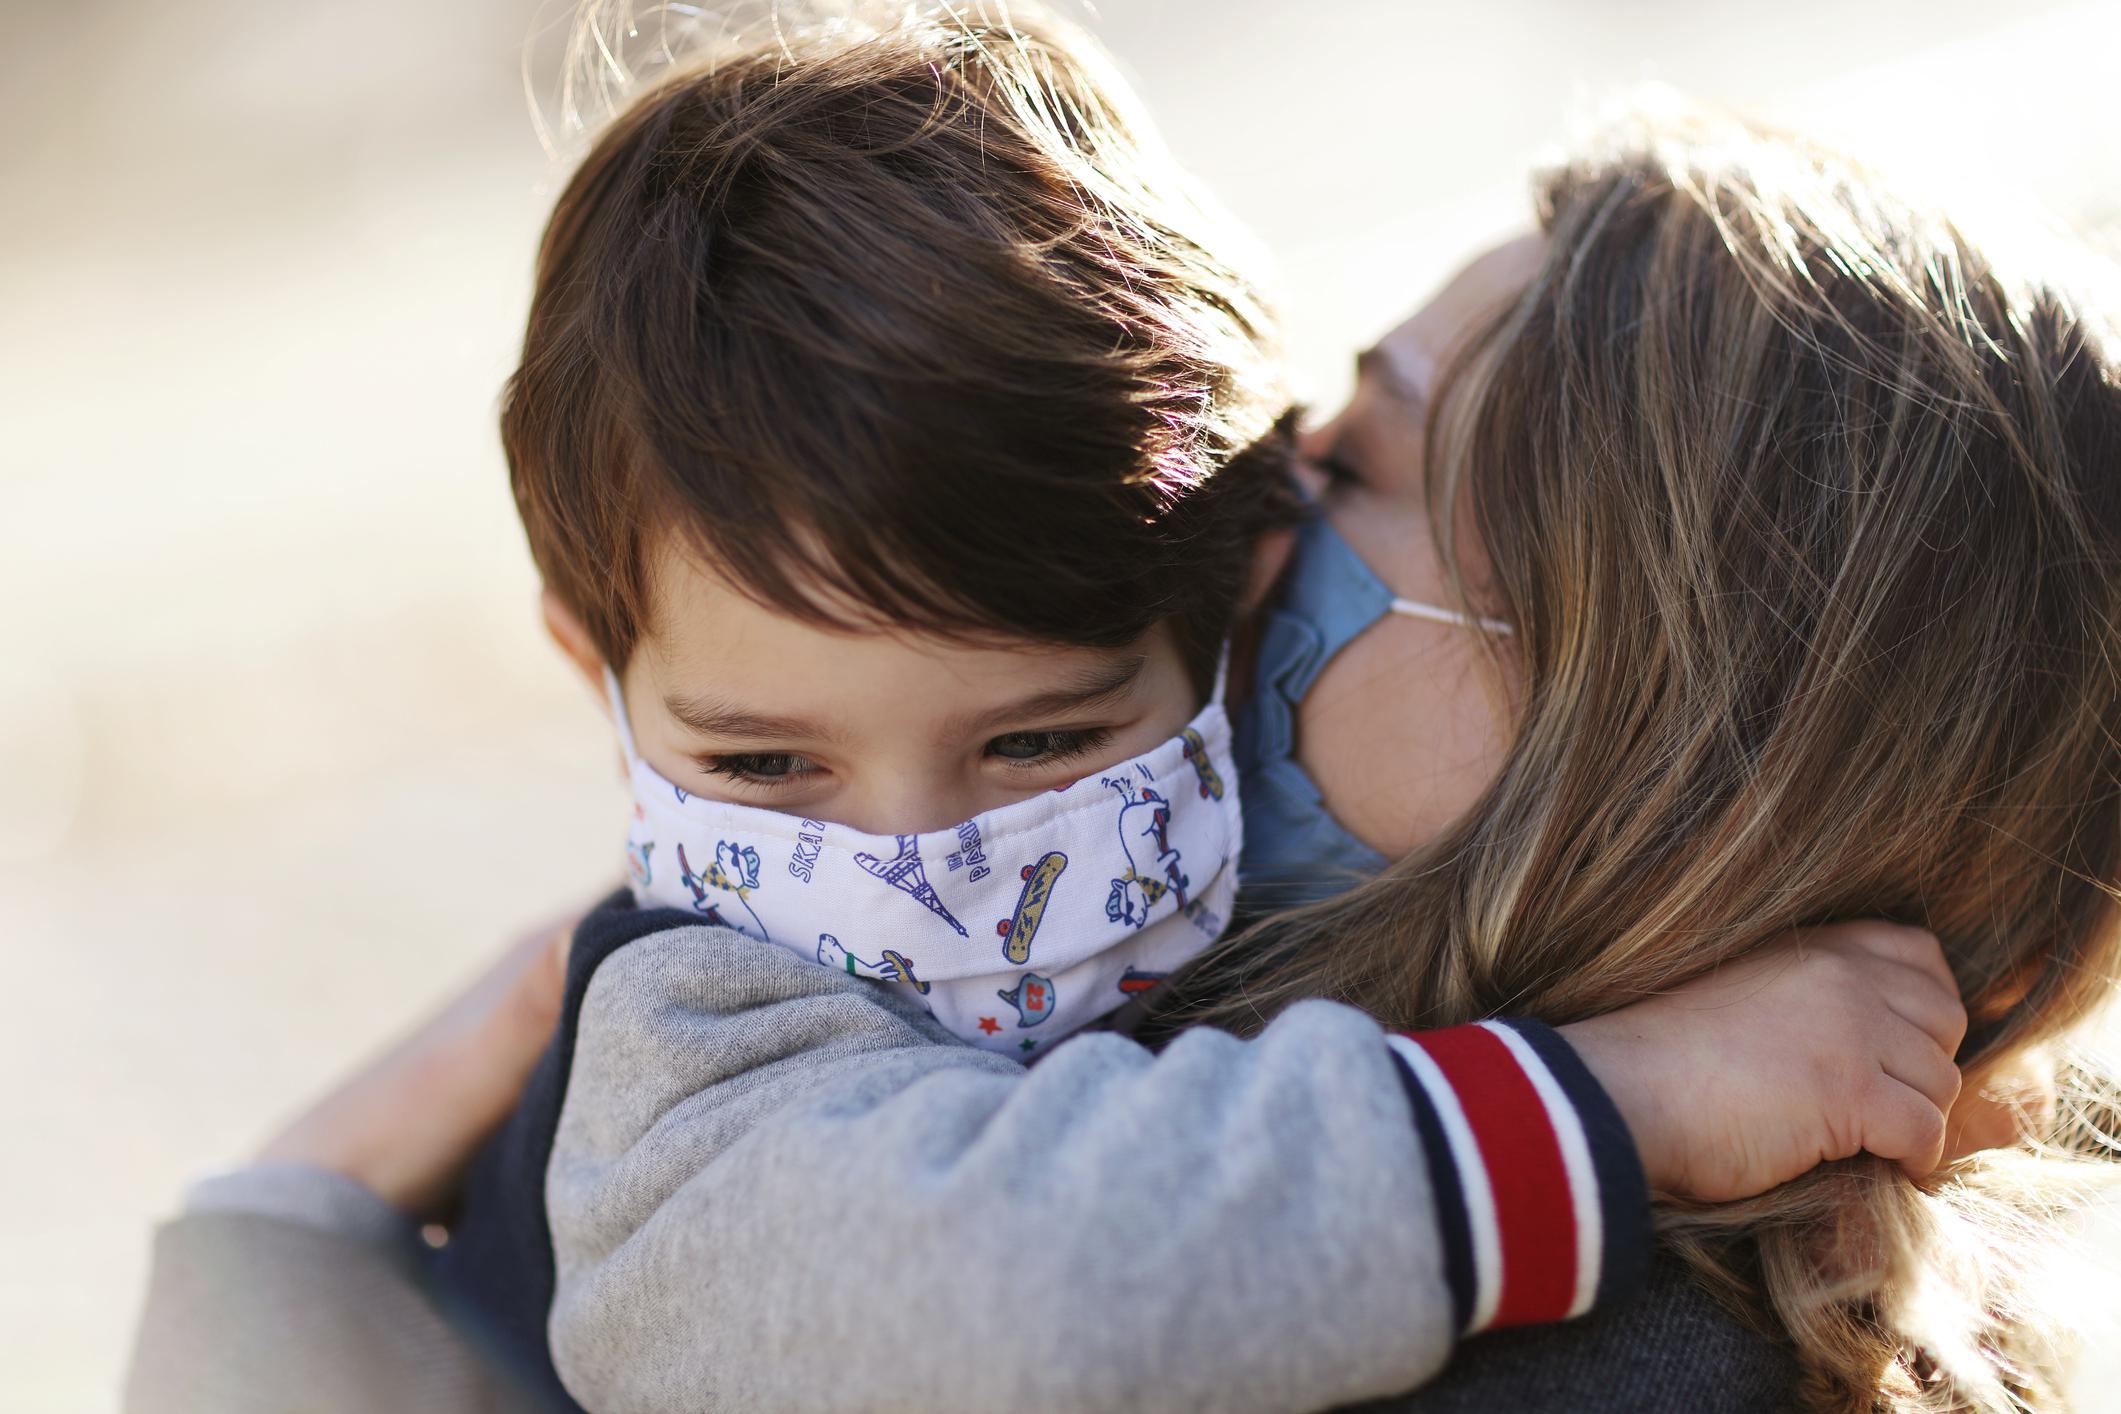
[{"x1": 1559, "y1": 922, "x2": 1966, "y2": 1203}]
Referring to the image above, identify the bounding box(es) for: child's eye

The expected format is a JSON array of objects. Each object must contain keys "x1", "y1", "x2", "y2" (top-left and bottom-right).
[
  {"x1": 985, "y1": 728, "x2": 1112, "y2": 767},
  {"x1": 699, "y1": 752, "x2": 820, "y2": 787}
]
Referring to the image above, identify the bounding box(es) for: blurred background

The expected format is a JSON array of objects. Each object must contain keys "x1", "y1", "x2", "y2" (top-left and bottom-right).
[{"x1": 4, "y1": 1, "x2": 2118, "y2": 1406}]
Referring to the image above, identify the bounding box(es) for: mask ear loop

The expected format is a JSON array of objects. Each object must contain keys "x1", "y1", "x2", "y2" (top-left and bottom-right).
[
  {"x1": 1387, "y1": 597, "x2": 1514, "y2": 637},
  {"x1": 603, "y1": 665, "x2": 644, "y2": 761},
  {"x1": 1209, "y1": 641, "x2": 1233, "y2": 707}
]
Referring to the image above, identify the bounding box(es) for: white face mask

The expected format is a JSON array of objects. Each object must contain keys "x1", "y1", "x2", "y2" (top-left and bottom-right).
[{"x1": 610, "y1": 669, "x2": 1243, "y2": 1057}]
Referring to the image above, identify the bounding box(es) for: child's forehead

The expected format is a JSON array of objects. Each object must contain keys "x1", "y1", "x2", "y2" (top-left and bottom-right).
[{"x1": 637, "y1": 542, "x2": 1179, "y2": 724}]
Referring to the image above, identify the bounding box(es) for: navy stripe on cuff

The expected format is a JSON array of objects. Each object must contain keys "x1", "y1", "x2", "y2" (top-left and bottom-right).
[
  {"x1": 1385, "y1": 1045, "x2": 1475, "y2": 1335},
  {"x1": 1494, "y1": 1017, "x2": 1652, "y2": 1310}
]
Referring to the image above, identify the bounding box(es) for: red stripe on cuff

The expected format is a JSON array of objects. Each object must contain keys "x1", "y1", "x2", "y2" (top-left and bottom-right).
[{"x1": 1409, "y1": 1024, "x2": 1579, "y2": 1329}]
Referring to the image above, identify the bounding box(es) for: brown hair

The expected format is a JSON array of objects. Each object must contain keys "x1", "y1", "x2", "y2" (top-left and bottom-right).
[
  {"x1": 1168, "y1": 110, "x2": 2121, "y2": 1410},
  {"x1": 503, "y1": 4, "x2": 1296, "y2": 692}
]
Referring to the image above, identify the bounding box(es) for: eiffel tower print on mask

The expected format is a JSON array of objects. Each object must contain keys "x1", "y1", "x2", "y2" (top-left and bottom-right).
[{"x1": 853, "y1": 834, "x2": 969, "y2": 937}]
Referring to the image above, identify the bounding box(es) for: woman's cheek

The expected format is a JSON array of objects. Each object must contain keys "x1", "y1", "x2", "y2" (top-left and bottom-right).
[{"x1": 1297, "y1": 619, "x2": 1512, "y2": 861}]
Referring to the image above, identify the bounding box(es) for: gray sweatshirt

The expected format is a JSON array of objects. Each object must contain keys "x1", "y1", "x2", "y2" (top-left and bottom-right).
[
  {"x1": 127, "y1": 1186, "x2": 541, "y2": 1414},
  {"x1": 124, "y1": 1198, "x2": 1793, "y2": 1414},
  {"x1": 120, "y1": 902, "x2": 1818, "y2": 1414},
  {"x1": 433, "y1": 897, "x2": 1649, "y2": 1412}
]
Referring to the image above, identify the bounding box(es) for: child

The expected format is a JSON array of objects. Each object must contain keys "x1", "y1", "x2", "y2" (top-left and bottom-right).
[{"x1": 433, "y1": 10, "x2": 1970, "y2": 1412}]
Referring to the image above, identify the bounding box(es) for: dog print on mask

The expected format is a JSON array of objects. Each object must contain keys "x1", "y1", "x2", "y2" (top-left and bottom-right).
[
  {"x1": 1101, "y1": 769, "x2": 1190, "y2": 930},
  {"x1": 677, "y1": 839, "x2": 769, "y2": 941}
]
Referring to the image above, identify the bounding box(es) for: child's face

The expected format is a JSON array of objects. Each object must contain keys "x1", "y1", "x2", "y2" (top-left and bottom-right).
[{"x1": 593, "y1": 541, "x2": 1200, "y2": 836}]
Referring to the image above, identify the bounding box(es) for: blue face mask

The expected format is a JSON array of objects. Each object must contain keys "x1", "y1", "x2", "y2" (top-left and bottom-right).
[{"x1": 1234, "y1": 513, "x2": 1510, "y2": 911}]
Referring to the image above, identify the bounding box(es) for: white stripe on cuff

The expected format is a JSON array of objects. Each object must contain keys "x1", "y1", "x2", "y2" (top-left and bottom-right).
[
  {"x1": 1478, "y1": 1020, "x2": 1603, "y2": 1318},
  {"x1": 1386, "y1": 1032, "x2": 1502, "y2": 1333}
]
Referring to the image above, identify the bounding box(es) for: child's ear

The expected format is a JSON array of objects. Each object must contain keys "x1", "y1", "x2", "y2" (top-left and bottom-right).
[{"x1": 540, "y1": 589, "x2": 611, "y2": 713}]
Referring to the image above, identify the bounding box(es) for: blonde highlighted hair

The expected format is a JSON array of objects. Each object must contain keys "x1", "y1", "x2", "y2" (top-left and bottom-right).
[{"x1": 1167, "y1": 111, "x2": 2121, "y2": 1411}]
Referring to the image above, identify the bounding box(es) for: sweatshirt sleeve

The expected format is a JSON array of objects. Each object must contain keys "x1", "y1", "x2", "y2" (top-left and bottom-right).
[
  {"x1": 546, "y1": 925, "x2": 1648, "y2": 1414},
  {"x1": 124, "y1": 1207, "x2": 543, "y2": 1414},
  {"x1": 180, "y1": 1163, "x2": 420, "y2": 1251}
]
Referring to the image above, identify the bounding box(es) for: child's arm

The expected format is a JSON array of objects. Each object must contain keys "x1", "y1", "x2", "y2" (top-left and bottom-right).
[
  {"x1": 129, "y1": 1188, "x2": 543, "y2": 1414},
  {"x1": 544, "y1": 919, "x2": 1962, "y2": 1414},
  {"x1": 547, "y1": 925, "x2": 1640, "y2": 1414}
]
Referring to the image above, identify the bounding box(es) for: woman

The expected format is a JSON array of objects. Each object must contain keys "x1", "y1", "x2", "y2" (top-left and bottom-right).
[
  {"x1": 1199, "y1": 117, "x2": 2119, "y2": 1410},
  {"x1": 127, "y1": 114, "x2": 2118, "y2": 1413}
]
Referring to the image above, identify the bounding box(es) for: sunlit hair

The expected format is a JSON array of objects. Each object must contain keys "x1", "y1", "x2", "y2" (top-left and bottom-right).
[
  {"x1": 505, "y1": 2, "x2": 1297, "y2": 693},
  {"x1": 1164, "y1": 109, "x2": 2121, "y2": 1410}
]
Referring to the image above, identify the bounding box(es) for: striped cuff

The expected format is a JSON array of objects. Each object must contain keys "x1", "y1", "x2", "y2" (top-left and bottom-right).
[{"x1": 1384, "y1": 1019, "x2": 1649, "y2": 1336}]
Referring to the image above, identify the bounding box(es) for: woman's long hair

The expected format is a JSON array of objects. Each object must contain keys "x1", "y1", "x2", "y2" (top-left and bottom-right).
[{"x1": 1165, "y1": 111, "x2": 2121, "y2": 1411}]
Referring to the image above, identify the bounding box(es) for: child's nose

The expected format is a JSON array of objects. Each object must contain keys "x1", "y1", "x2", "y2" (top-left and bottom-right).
[{"x1": 833, "y1": 778, "x2": 985, "y2": 837}]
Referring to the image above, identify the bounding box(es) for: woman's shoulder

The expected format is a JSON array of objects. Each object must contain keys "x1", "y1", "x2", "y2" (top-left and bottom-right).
[{"x1": 1336, "y1": 1250, "x2": 1799, "y2": 1414}]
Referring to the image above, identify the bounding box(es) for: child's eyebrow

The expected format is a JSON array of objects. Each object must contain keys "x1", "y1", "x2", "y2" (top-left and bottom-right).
[
  {"x1": 663, "y1": 694, "x2": 840, "y2": 745},
  {"x1": 950, "y1": 655, "x2": 1147, "y2": 738}
]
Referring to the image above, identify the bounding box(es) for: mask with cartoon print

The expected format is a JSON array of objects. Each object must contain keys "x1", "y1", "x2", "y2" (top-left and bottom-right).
[{"x1": 611, "y1": 669, "x2": 1242, "y2": 1057}]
